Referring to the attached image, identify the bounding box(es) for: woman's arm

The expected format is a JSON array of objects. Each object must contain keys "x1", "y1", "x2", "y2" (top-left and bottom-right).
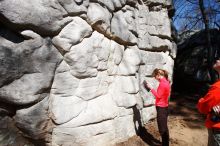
[{"x1": 151, "y1": 83, "x2": 167, "y2": 99}]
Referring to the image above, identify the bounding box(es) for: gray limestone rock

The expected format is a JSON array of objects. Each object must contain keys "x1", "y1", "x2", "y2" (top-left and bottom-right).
[
  {"x1": 0, "y1": 0, "x2": 70, "y2": 35},
  {"x1": 52, "y1": 17, "x2": 93, "y2": 53},
  {"x1": 90, "y1": 0, "x2": 128, "y2": 12},
  {"x1": 0, "y1": 116, "x2": 34, "y2": 146},
  {"x1": 14, "y1": 97, "x2": 52, "y2": 145},
  {"x1": 0, "y1": 32, "x2": 62, "y2": 105},
  {"x1": 87, "y1": 3, "x2": 112, "y2": 35},
  {"x1": 57, "y1": 0, "x2": 89, "y2": 15},
  {"x1": 111, "y1": 5, "x2": 138, "y2": 45},
  {"x1": 143, "y1": 0, "x2": 172, "y2": 7},
  {"x1": 0, "y1": 0, "x2": 175, "y2": 145}
]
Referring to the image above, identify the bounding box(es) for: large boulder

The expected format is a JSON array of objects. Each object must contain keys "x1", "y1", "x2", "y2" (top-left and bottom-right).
[
  {"x1": 0, "y1": 0, "x2": 175, "y2": 145},
  {"x1": 0, "y1": 0, "x2": 72, "y2": 35}
]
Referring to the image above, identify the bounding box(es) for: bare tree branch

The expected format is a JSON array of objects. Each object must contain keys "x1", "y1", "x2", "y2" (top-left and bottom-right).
[
  {"x1": 214, "y1": 22, "x2": 220, "y2": 29},
  {"x1": 199, "y1": 0, "x2": 216, "y2": 82},
  {"x1": 185, "y1": 0, "x2": 198, "y2": 5}
]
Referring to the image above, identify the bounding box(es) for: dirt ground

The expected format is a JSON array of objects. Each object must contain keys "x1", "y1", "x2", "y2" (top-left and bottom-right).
[{"x1": 116, "y1": 93, "x2": 208, "y2": 146}]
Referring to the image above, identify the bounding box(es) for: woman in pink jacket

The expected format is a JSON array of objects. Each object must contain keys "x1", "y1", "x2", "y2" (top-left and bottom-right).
[{"x1": 144, "y1": 68, "x2": 171, "y2": 146}]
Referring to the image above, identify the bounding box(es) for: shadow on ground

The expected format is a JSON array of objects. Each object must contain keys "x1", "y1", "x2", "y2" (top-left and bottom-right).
[{"x1": 169, "y1": 92, "x2": 206, "y2": 129}]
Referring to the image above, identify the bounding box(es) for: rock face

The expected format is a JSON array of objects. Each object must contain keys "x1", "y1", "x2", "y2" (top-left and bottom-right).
[{"x1": 0, "y1": 0, "x2": 175, "y2": 146}]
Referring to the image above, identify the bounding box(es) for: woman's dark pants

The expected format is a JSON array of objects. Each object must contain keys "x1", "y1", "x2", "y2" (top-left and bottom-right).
[{"x1": 156, "y1": 106, "x2": 169, "y2": 146}]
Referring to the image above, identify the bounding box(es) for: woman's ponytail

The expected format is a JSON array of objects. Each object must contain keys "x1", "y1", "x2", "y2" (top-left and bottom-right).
[
  {"x1": 162, "y1": 69, "x2": 169, "y2": 80},
  {"x1": 152, "y1": 68, "x2": 169, "y2": 81}
]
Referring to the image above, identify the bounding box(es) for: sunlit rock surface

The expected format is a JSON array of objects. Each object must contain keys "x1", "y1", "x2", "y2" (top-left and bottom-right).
[{"x1": 0, "y1": 0, "x2": 175, "y2": 145}]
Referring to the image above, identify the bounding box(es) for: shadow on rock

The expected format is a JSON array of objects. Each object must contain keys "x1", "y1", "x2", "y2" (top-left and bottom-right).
[{"x1": 133, "y1": 106, "x2": 161, "y2": 146}]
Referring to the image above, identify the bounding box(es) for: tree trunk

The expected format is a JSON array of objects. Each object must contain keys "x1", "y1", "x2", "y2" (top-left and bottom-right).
[{"x1": 199, "y1": 0, "x2": 216, "y2": 83}]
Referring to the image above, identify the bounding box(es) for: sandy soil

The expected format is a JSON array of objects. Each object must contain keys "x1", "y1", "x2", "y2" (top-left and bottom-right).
[{"x1": 115, "y1": 93, "x2": 208, "y2": 146}]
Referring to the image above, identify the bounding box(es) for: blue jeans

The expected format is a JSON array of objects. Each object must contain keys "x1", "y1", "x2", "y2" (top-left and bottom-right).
[{"x1": 208, "y1": 129, "x2": 220, "y2": 146}]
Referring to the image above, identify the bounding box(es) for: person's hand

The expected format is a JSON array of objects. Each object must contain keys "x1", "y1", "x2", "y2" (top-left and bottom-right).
[
  {"x1": 143, "y1": 80, "x2": 152, "y2": 91},
  {"x1": 212, "y1": 104, "x2": 220, "y2": 116}
]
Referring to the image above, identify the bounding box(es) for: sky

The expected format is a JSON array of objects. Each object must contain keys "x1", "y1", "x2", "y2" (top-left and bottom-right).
[{"x1": 172, "y1": 0, "x2": 220, "y2": 32}]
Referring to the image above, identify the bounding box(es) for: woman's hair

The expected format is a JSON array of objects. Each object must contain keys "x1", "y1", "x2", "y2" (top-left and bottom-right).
[{"x1": 152, "y1": 68, "x2": 169, "y2": 80}]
